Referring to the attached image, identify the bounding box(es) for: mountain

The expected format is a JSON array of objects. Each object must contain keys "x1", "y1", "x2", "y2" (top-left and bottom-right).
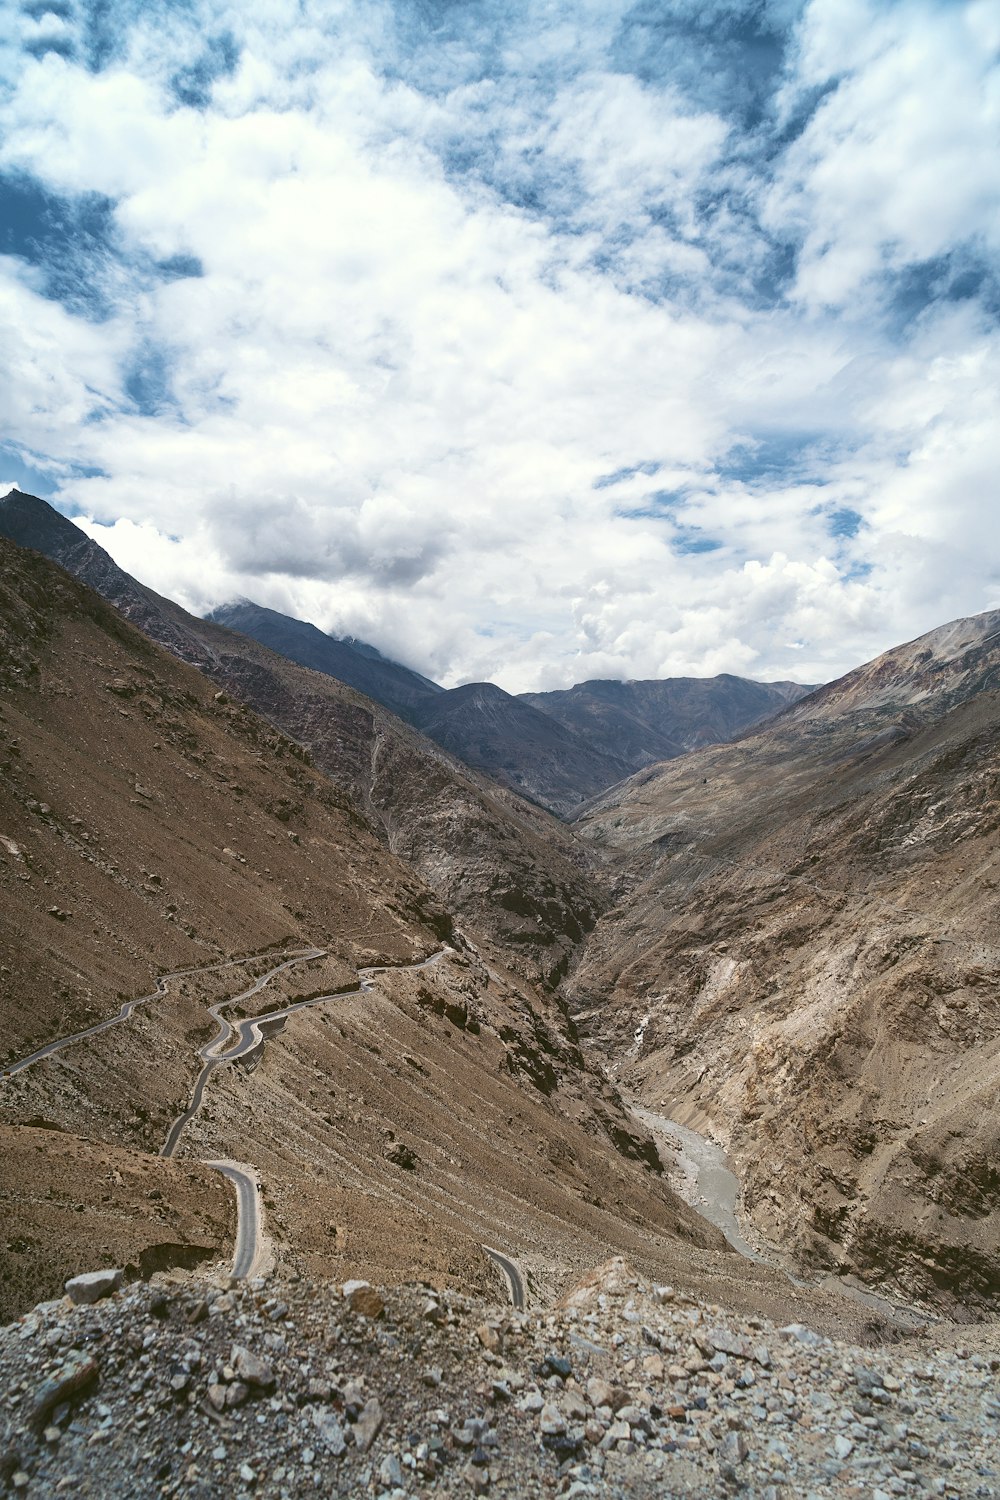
[
  {"x1": 520, "y1": 674, "x2": 815, "y2": 778},
  {"x1": 207, "y1": 596, "x2": 631, "y2": 814},
  {"x1": 0, "y1": 491, "x2": 601, "y2": 987},
  {"x1": 207, "y1": 598, "x2": 442, "y2": 720},
  {"x1": 407, "y1": 680, "x2": 632, "y2": 816},
  {"x1": 568, "y1": 608, "x2": 1000, "y2": 1316},
  {"x1": 0, "y1": 534, "x2": 735, "y2": 1325},
  {"x1": 207, "y1": 590, "x2": 814, "y2": 813}
]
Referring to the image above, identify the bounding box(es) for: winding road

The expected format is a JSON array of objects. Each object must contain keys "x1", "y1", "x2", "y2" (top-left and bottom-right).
[
  {"x1": 482, "y1": 1245, "x2": 527, "y2": 1310},
  {"x1": 204, "y1": 1160, "x2": 266, "y2": 1280},
  {"x1": 3, "y1": 943, "x2": 528, "y2": 1306},
  {"x1": 2, "y1": 947, "x2": 322, "y2": 1078}
]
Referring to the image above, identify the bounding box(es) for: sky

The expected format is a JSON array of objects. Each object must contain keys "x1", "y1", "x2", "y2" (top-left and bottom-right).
[{"x1": 1, "y1": 0, "x2": 999, "y2": 693}]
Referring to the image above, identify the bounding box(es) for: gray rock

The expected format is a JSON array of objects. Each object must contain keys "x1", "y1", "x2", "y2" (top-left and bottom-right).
[
  {"x1": 539, "y1": 1402, "x2": 566, "y2": 1436},
  {"x1": 232, "y1": 1345, "x2": 275, "y2": 1389},
  {"x1": 64, "y1": 1269, "x2": 123, "y2": 1306},
  {"x1": 779, "y1": 1323, "x2": 823, "y2": 1348},
  {"x1": 722, "y1": 1431, "x2": 750, "y2": 1465},
  {"x1": 353, "y1": 1397, "x2": 383, "y2": 1453},
  {"x1": 379, "y1": 1454, "x2": 404, "y2": 1487},
  {"x1": 313, "y1": 1408, "x2": 347, "y2": 1457},
  {"x1": 708, "y1": 1328, "x2": 752, "y2": 1359}
]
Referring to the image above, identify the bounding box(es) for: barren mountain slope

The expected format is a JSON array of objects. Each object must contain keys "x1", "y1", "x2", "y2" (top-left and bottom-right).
[
  {"x1": 571, "y1": 610, "x2": 1000, "y2": 1317},
  {"x1": 207, "y1": 597, "x2": 443, "y2": 719},
  {"x1": 407, "y1": 680, "x2": 631, "y2": 816},
  {"x1": 521, "y1": 673, "x2": 814, "y2": 777},
  {"x1": 210, "y1": 598, "x2": 631, "y2": 814},
  {"x1": 0, "y1": 491, "x2": 602, "y2": 986},
  {"x1": 0, "y1": 538, "x2": 723, "y2": 1321}
]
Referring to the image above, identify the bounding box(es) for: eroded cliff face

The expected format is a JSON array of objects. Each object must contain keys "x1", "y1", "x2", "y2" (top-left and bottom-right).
[{"x1": 571, "y1": 617, "x2": 1000, "y2": 1318}]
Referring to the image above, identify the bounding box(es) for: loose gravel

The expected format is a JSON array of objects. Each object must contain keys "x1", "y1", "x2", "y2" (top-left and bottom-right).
[{"x1": 1, "y1": 1256, "x2": 998, "y2": 1498}]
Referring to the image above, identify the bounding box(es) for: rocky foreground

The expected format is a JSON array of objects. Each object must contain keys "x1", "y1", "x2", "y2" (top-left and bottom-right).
[{"x1": 2, "y1": 1258, "x2": 998, "y2": 1499}]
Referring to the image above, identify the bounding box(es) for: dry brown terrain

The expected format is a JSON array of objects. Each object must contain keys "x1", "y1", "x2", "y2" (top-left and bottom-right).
[
  {"x1": 0, "y1": 537, "x2": 735, "y2": 1329},
  {"x1": 0, "y1": 1125, "x2": 234, "y2": 1325},
  {"x1": 571, "y1": 613, "x2": 1000, "y2": 1317},
  {"x1": 0, "y1": 490, "x2": 602, "y2": 988}
]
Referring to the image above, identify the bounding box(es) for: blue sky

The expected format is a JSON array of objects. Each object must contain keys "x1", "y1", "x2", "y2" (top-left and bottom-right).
[{"x1": 1, "y1": 0, "x2": 998, "y2": 690}]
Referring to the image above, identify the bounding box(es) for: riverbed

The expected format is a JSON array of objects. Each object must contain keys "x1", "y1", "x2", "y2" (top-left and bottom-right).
[{"x1": 633, "y1": 1101, "x2": 933, "y2": 1330}]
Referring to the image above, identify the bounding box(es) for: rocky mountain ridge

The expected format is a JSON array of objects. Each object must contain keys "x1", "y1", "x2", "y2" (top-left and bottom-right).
[
  {"x1": 520, "y1": 675, "x2": 814, "y2": 780},
  {"x1": 0, "y1": 491, "x2": 601, "y2": 988},
  {"x1": 203, "y1": 567, "x2": 814, "y2": 814},
  {"x1": 569, "y1": 609, "x2": 1000, "y2": 1318}
]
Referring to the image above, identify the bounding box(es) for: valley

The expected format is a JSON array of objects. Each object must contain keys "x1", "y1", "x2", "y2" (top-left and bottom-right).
[{"x1": 2, "y1": 498, "x2": 999, "y2": 1497}]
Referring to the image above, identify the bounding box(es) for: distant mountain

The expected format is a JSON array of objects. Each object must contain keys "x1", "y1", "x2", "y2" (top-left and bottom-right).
[
  {"x1": 203, "y1": 598, "x2": 815, "y2": 815},
  {"x1": 207, "y1": 598, "x2": 442, "y2": 721},
  {"x1": 0, "y1": 491, "x2": 814, "y2": 818},
  {"x1": 520, "y1": 675, "x2": 815, "y2": 778},
  {"x1": 408, "y1": 681, "x2": 633, "y2": 817},
  {"x1": 205, "y1": 596, "x2": 632, "y2": 814}
]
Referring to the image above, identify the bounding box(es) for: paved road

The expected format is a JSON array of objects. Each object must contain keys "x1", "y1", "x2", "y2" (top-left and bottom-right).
[
  {"x1": 5, "y1": 941, "x2": 531, "y2": 1298},
  {"x1": 160, "y1": 948, "x2": 326, "y2": 1157},
  {"x1": 482, "y1": 1245, "x2": 527, "y2": 1309},
  {"x1": 205, "y1": 1161, "x2": 263, "y2": 1279},
  {"x1": 1, "y1": 948, "x2": 320, "y2": 1078}
]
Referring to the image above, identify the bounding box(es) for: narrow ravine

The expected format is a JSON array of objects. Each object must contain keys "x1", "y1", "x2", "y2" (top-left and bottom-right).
[{"x1": 634, "y1": 1101, "x2": 934, "y2": 1331}]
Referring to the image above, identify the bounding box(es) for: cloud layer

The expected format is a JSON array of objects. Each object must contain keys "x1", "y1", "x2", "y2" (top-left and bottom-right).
[{"x1": 1, "y1": 0, "x2": 998, "y2": 690}]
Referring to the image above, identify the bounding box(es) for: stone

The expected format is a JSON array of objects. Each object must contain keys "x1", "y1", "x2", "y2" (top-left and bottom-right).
[
  {"x1": 779, "y1": 1324, "x2": 822, "y2": 1348},
  {"x1": 31, "y1": 1354, "x2": 99, "y2": 1427},
  {"x1": 379, "y1": 1454, "x2": 404, "y2": 1487},
  {"x1": 207, "y1": 1383, "x2": 227, "y2": 1412},
  {"x1": 642, "y1": 1353, "x2": 664, "y2": 1379},
  {"x1": 64, "y1": 1269, "x2": 123, "y2": 1306},
  {"x1": 564, "y1": 1392, "x2": 589, "y2": 1421},
  {"x1": 232, "y1": 1346, "x2": 275, "y2": 1389},
  {"x1": 312, "y1": 1408, "x2": 347, "y2": 1456},
  {"x1": 353, "y1": 1397, "x2": 383, "y2": 1453},
  {"x1": 539, "y1": 1402, "x2": 567, "y2": 1436},
  {"x1": 708, "y1": 1328, "x2": 752, "y2": 1359},
  {"x1": 721, "y1": 1431, "x2": 749, "y2": 1465},
  {"x1": 476, "y1": 1323, "x2": 502, "y2": 1354},
  {"x1": 343, "y1": 1282, "x2": 385, "y2": 1319},
  {"x1": 586, "y1": 1377, "x2": 615, "y2": 1410}
]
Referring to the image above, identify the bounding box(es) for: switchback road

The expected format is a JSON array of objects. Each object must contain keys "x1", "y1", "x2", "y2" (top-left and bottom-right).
[{"x1": 4, "y1": 943, "x2": 527, "y2": 1301}]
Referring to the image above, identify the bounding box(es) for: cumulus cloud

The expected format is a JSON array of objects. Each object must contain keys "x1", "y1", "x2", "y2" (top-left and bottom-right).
[{"x1": 0, "y1": 0, "x2": 998, "y2": 693}]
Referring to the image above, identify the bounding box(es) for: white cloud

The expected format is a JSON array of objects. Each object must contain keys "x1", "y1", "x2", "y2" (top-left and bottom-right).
[{"x1": 0, "y1": 0, "x2": 998, "y2": 695}]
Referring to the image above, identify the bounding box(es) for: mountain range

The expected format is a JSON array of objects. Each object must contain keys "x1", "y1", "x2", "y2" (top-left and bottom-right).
[
  {"x1": 3, "y1": 481, "x2": 1000, "y2": 1342},
  {"x1": 207, "y1": 586, "x2": 814, "y2": 815}
]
